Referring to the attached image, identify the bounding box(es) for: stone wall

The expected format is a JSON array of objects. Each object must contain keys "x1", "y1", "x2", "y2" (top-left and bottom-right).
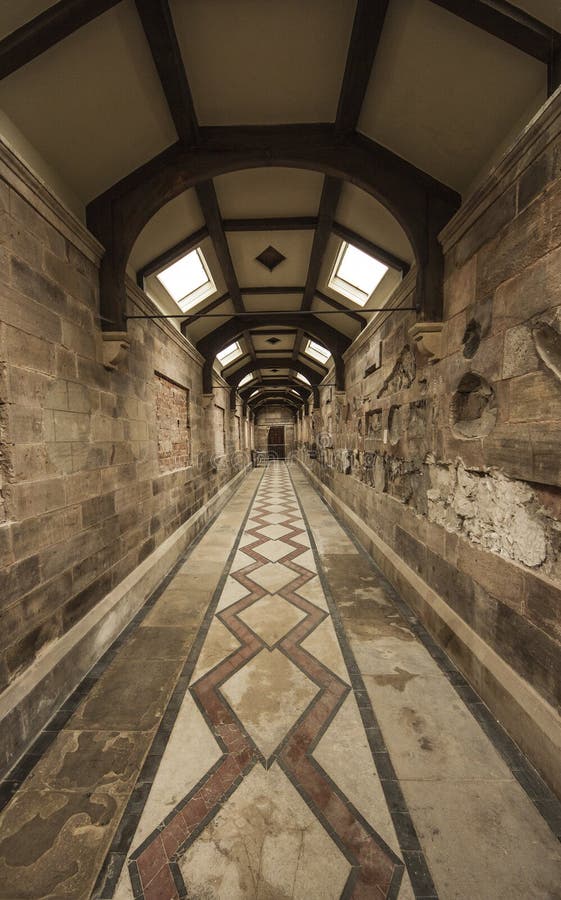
[
  {"x1": 0, "y1": 145, "x2": 250, "y2": 724},
  {"x1": 298, "y1": 91, "x2": 561, "y2": 793}
]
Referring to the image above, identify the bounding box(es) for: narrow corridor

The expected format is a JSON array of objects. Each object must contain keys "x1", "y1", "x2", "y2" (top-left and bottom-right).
[{"x1": 0, "y1": 464, "x2": 560, "y2": 900}]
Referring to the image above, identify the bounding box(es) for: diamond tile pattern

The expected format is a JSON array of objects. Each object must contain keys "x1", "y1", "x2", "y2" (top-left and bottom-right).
[{"x1": 239, "y1": 594, "x2": 306, "y2": 647}]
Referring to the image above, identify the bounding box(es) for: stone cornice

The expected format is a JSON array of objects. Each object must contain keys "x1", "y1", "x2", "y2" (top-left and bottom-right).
[
  {"x1": 439, "y1": 86, "x2": 561, "y2": 253},
  {"x1": 0, "y1": 135, "x2": 104, "y2": 263},
  {"x1": 125, "y1": 278, "x2": 205, "y2": 367}
]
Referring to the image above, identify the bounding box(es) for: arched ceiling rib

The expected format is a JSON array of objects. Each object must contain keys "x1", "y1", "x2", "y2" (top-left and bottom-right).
[{"x1": 0, "y1": 0, "x2": 559, "y2": 410}]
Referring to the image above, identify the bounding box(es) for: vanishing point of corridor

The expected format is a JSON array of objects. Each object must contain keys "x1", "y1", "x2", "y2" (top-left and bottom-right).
[{"x1": 0, "y1": 463, "x2": 559, "y2": 900}]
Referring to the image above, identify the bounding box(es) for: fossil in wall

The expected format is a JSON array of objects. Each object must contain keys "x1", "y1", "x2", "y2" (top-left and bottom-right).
[{"x1": 533, "y1": 322, "x2": 561, "y2": 382}]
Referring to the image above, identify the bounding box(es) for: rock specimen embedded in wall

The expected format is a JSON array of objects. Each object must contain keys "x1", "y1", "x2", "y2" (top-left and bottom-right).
[
  {"x1": 533, "y1": 321, "x2": 561, "y2": 382},
  {"x1": 462, "y1": 318, "x2": 482, "y2": 358},
  {"x1": 451, "y1": 373, "x2": 497, "y2": 439},
  {"x1": 377, "y1": 345, "x2": 416, "y2": 398}
]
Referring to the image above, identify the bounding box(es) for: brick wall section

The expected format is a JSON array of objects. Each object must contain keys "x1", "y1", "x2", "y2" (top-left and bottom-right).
[
  {"x1": 155, "y1": 373, "x2": 190, "y2": 471},
  {"x1": 299, "y1": 98, "x2": 561, "y2": 722},
  {"x1": 0, "y1": 175, "x2": 249, "y2": 709}
]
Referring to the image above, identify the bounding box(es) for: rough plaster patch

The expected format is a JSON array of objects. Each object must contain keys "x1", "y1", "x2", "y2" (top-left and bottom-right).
[{"x1": 426, "y1": 457, "x2": 547, "y2": 568}]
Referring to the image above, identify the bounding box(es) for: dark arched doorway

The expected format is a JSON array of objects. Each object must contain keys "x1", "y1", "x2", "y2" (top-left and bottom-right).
[{"x1": 268, "y1": 426, "x2": 285, "y2": 460}]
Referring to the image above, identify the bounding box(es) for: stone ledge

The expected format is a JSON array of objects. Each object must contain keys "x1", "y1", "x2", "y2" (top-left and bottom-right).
[
  {"x1": 0, "y1": 464, "x2": 251, "y2": 780},
  {"x1": 0, "y1": 135, "x2": 104, "y2": 264},
  {"x1": 439, "y1": 86, "x2": 561, "y2": 253},
  {"x1": 297, "y1": 459, "x2": 561, "y2": 800}
]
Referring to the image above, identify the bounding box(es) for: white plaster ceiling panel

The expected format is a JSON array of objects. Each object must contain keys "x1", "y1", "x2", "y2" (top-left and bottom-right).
[
  {"x1": 510, "y1": 1, "x2": 561, "y2": 31},
  {"x1": 228, "y1": 231, "x2": 314, "y2": 287},
  {"x1": 311, "y1": 301, "x2": 360, "y2": 340},
  {"x1": 0, "y1": 1, "x2": 177, "y2": 201},
  {"x1": 215, "y1": 168, "x2": 324, "y2": 219},
  {"x1": 0, "y1": 0, "x2": 59, "y2": 39},
  {"x1": 185, "y1": 308, "x2": 233, "y2": 345},
  {"x1": 129, "y1": 189, "x2": 205, "y2": 272},
  {"x1": 336, "y1": 182, "x2": 414, "y2": 264},
  {"x1": 243, "y1": 295, "x2": 303, "y2": 313},
  {"x1": 358, "y1": 0, "x2": 545, "y2": 192},
  {"x1": 170, "y1": 0, "x2": 356, "y2": 125},
  {"x1": 251, "y1": 331, "x2": 296, "y2": 352}
]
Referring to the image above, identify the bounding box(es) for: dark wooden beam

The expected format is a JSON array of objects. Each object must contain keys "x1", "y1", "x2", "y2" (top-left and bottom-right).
[
  {"x1": 134, "y1": 0, "x2": 198, "y2": 144},
  {"x1": 181, "y1": 291, "x2": 230, "y2": 325},
  {"x1": 227, "y1": 359, "x2": 323, "y2": 388},
  {"x1": 428, "y1": 0, "x2": 561, "y2": 90},
  {"x1": 223, "y1": 217, "x2": 317, "y2": 232},
  {"x1": 314, "y1": 290, "x2": 365, "y2": 327},
  {"x1": 331, "y1": 222, "x2": 409, "y2": 273},
  {"x1": 87, "y1": 125, "x2": 460, "y2": 331},
  {"x1": 195, "y1": 180, "x2": 242, "y2": 311},
  {"x1": 292, "y1": 176, "x2": 342, "y2": 362},
  {"x1": 241, "y1": 286, "x2": 304, "y2": 296},
  {"x1": 136, "y1": 226, "x2": 209, "y2": 285},
  {"x1": 336, "y1": 0, "x2": 390, "y2": 131},
  {"x1": 0, "y1": 0, "x2": 121, "y2": 80}
]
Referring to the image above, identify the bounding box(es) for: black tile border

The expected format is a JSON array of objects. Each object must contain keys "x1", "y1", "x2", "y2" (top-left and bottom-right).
[
  {"x1": 287, "y1": 465, "x2": 438, "y2": 899},
  {"x1": 296, "y1": 464, "x2": 561, "y2": 844}
]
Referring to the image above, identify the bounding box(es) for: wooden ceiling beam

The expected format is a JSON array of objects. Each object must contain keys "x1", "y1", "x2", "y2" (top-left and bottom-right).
[
  {"x1": 428, "y1": 0, "x2": 561, "y2": 90},
  {"x1": 88, "y1": 125, "x2": 460, "y2": 331},
  {"x1": 314, "y1": 291, "x2": 366, "y2": 328},
  {"x1": 335, "y1": 0, "x2": 390, "y2": 132},
  {"x1": 135, "y1": 0, "x2": 198, "y2": 144},
  {"x1": 292, "y1": 176, "x2": 341, "y2": 361},
  {"x1": 0, "y1": 0, "x2": 121, "y2": 80},
  {"x1": 223, "y1": 217, "x2": 317, "y2": 232},
  {"x1": 226, "y1": 359, "x2": 324, "y2": 388}
]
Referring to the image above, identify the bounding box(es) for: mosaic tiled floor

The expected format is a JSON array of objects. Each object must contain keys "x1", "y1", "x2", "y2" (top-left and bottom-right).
[
  {"x1": 117, "y1": 464, "x2": 406, "y2": 900},
  {"x1": 1, "y1": 462, "x2": 561, "y2": 900}
]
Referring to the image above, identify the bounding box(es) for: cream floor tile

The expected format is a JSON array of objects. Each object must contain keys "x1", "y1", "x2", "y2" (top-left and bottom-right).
[
  {"x1": 216, "y1": 575, "x2": 250, "y2": 611},
  {"x1": 403, "y1": 779, "x2": 561, "y2": 899},
  {"x1": 301, "y1": 617, "x2": 349, "y2": 683},
  {"x1": 238, "y1": 594, "x2": 306, "y2": 648},
  {"x1": 191, "y1": 617, "x2": 241, "y2": 683},
  {"x1": 249, "y1": 561, "x2": 299, "y2": 594},
  {"x1": 253, "y1": 539, "x2": 293, "y2": 562},
  {"x1": 363, "y1": 673, "x2": 512, "y2": 782},
  {"x1": 220, "y1": 649, "x2": 318, "y2": 759},
  {"x1": 296, "y1": 574, "x2": 329, "y2": 611},
  {"x1": 179, "y1": 763, "x2": 351, "y2": 900}
]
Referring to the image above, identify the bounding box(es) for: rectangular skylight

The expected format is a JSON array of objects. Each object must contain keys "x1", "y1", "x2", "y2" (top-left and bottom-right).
[
  {"x1": 156, "y1": 248, "x2": 216, "y2": 311},
  {"x1": 217, "y1": 341, "x2": 243, "y2": 366},
  {"x1": 296, "y1": 372, "x2": 310, "y2": 384},
  {"x1": 238, "y1": 373, "x2": 253, "y2": 387},
  {"x1": 304, "y1": 339, "x2": 330, "y2": 364},
  {"x1": 249, "y1": 389, "x2": 259, "y2": 398},
  {"x1": 328, "y1": 241, "x2": 388, "y2": 306}
]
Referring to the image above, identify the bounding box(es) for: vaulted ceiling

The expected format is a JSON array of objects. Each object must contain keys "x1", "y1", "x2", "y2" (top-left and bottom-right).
[{"x1": 0, "y1": 0, "x2": 559, "y2": 410}]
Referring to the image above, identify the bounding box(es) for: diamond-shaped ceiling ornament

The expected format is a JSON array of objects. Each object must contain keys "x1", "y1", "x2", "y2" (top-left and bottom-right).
[
  {"x1": 266, "y1": 337, "x2": 281, "y2": 345},
  {"x1": 256, "y1": 245, "x2": 286, "y2": 272}
]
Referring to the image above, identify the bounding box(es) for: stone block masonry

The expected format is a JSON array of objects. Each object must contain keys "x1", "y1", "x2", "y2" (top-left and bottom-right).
[
  {"x1": 297, "y1": 89, "x2": 561, "y2": 796},
  {"x1": 0, "y1": 141, "x2": 250, "y2": 773}
]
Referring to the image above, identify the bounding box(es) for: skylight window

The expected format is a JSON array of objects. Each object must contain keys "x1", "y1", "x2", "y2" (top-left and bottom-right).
[
  {"x1": 305, "y1": 339, "x2": 330, "y2": 364},
  {"x1": 328, "y1": 241, "x2": 388, "y2": 307},
  {"x1": 156, "y1": 248, "x2": 216, "y2": 312},
  {"x1": 217, "y1": 341, "x2": 243, "y2": 367},
  {"x1": 296, "y1": 372, "x2": 310, "y2": 385},
  {"x1": 249, "y1": 390, "x2": 259, "y2": 398},
  {"x1": 238, "y1": 373, "x2": 253, "y2": 387}
]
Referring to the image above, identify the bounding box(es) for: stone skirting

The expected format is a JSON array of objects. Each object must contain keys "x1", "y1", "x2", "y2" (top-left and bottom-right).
[
  {"x1": 0, "y1": 464, "x2": 251, "y2": 780},
  {"x1": 297, "y1": 460, "x2": 561, "y2": 800}
]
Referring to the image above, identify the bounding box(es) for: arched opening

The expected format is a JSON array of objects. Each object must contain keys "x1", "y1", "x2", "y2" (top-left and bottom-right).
[{"x1": 268, "y1": 425, "x2": 285, "y2": 460}]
